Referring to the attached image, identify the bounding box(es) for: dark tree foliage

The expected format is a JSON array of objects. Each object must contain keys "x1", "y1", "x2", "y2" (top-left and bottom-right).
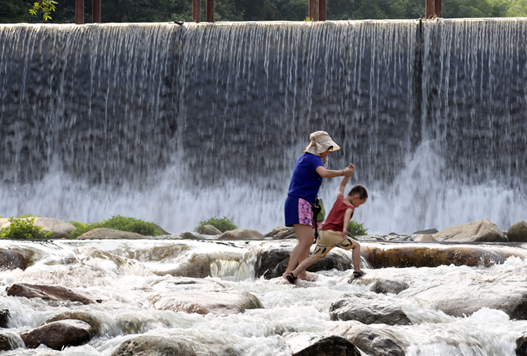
[{"x1": 0, "y1": 0, "x2": 522, "y2": 25}]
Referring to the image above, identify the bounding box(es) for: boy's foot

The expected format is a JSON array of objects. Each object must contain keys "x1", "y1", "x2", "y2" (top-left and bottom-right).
[
  {"x1": 284, "y1": 271, "x2": 297, "y2": 284},
  {"x1": 353, "y1": 270, "x2": 365, "y2": 278}
]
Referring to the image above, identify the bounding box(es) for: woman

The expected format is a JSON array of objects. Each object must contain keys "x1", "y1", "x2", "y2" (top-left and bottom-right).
[{"x1": 283, "y1": 131, "x2": 355, "y2": 282}]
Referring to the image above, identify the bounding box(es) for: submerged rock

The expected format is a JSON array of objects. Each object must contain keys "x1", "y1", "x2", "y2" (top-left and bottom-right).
[
  {"x1": 284, "y1": 332, "x2": 361, "y2": 356},
  {"x1": 21, "y1": 319, "x2": 93, "y2": 350},
  {"x1": 6, "y1": 283, "x2": 96, "y2": 304},
  {"x1": 516, "y1": 333, "x2": 527, "y2": 356},
  {"x1": 0, "y1": 249, "x2": 28, "y2": 271},
  {"x1": 330, "y1": 322, "x2": 406, "y2": 356},
  {"x1": 111, "y1": 335, "x2": 197, "y2": 356},
  {"x1": 329, "y1": 291, "x2": 412, "y2": 326},
  {"x1": 508, "y1": 221, "x2": 527, "y2": 242},
  {"x1": 370, "y1": 279, "x2": 410, "y2": 295},
  {"x1": 77, "y1": 227, "x2": 146, "y2": 240},
  {"x1": 152, "y1": 290, "x2": 263, "y2": 315},
  {"x1": 46, "y1": 311, "x2": 101, "y2": 336},
  {"x1": 433, "y1": 218, "x2": 506, "y2": 242},
  {"x1": 0, "y1": 310, "x2": 9, "y2": 328},
  {"x1": 199, "y1": 224, "x2": 222, "y2": 235},
  {"x1": 217, "y1": 228, "x2": 264, "y2": 240},
  {"x1": 254, "y1": 243, "x2": 352, "y2": 279},
  {"x1": 0, "y1": 331, "x2": 24, "y2": 352},
  {"x1": 361, "y1": 244, "x2": 520, "y2": 269}
]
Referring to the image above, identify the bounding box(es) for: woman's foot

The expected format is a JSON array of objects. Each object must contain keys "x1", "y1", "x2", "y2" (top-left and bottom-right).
[
  {"x1": 283, "y1": 271, "x2": 297, "y2": 284},
  {"x1": 353, "y1": 270, "x2": 365, "y2": 278}
]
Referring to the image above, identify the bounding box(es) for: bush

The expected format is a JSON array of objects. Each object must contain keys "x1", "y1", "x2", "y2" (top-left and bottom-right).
[
  {"x1": 347, "y1": 221, "x2": 368, "y2": 236},
  {"x1": 194, "y1": 216, "x2": 238, "y2": 233},
  {"x1": 0, "y1": 217, "x2": 52, "y2": 239},
  {"x1": 68, "y1": 215, "x2": 164, "y2": 239}
]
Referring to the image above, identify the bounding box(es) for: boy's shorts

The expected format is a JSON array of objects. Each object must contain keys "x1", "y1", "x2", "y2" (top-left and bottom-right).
[{"x1": 312, "y1": 229, "x2": 358, "y2": 258}]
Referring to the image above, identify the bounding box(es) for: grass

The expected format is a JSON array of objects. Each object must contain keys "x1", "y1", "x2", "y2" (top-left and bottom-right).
[
  {"x1": 68, "y1": 215, "x2": 164, "y2": 239},
  {"x1": 347, "y1": 221, "x2": 368, "y2": 236},
  {"x1": 0, "y1": 216, "x2": 51, "y2": 239},
  {"x1": 194, "y1": 216, "x2": 238, "y2": 233}
]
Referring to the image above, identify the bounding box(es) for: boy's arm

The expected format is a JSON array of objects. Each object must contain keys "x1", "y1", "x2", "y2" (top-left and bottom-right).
[
  {"x1": 341, "y1": 208, "x2": 354, "y2": 239},
  {"x1": 336, "y1": 163, "x2": 354, "y2": 198}
]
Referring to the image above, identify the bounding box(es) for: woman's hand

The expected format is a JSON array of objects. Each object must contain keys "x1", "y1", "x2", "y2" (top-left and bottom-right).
[{"x1": 343, "y1": 163, "x2": 355, "y2": 177}]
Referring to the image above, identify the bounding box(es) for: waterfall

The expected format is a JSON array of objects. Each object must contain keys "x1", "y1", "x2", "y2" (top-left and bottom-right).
[{"x1": 1, "y1": 19, "x2": 526, "y2": 234}]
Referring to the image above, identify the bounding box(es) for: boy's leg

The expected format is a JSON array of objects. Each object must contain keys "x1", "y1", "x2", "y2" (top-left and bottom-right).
[{"x1": 351, "y1": 242, "x2": 361, "y2": 272}]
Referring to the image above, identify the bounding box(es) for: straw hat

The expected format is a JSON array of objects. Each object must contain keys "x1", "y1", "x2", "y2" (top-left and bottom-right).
[{"x1": 304, "y1": 131, "x2": 341, "y2": 156}]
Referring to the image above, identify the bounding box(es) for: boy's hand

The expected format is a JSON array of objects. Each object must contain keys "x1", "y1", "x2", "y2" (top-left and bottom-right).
[
  {"x1": 343, "y1": 163, "x2": 355, "y2": 177},
  {"x1": 341, "y1": 230, "x2": 347, "y2": 239}
]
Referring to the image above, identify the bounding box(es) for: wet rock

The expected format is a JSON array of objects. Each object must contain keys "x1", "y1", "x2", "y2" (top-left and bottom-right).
[
  {"x1": 361, "y1": 244, "x2": 517, "y2": 269},
  {"x1": 508, "y1": 221, "x2": 527, "y2": 242},
  {"x1": 111, "y1": 335, "x2": 197, "y2": 356},
  {"x1": 371, "y1": 279, "x2": 409, "y2": 295},
  {"x1": 0, "y1": 331, "x2": 23, "y2": 351},
  {"x1": 77, "y1": 227, "x2": 146, "y2": 240},
  {"x1": 0, "y1": 249, "x2": 27, "y2": 270},
  {"x1": 46, "y1": 311, "x2": 101, "y2": 336},
  {"x1": 516, "y1": 333, "x2": 527, "y2": 356},
  {"x1": 6, "y1": 283, "x2": 96, "y2": 304},
  {"x1": 284, "y1": 332, "x2": 361, "y2": 356},
  {"x1": 330, "y1": 291, "x2": 412, "y2": 325},
  {"x1": 154, "y1": 253, "x2": 212, "y2": 278},
  {"x1": 265, "y1": 225, "x2": 297, "y2": 240},
  {"x1": 0, "y1": 310, "x2": 9, "y2": 328},
  {"x1": 152, "y1": 290, "x2": 263, "y2": 315},
  {"x1": 413, "y1": 234, "x2": 436, "y2": 242},
  {"x1": 412, "y1": 282, "x2": 527, "y2": 319},
  {"x1": 218, "y1": 228, "x2": 264, "y2": 240},
  {"x1": 254, "y1": 244, "x2": 352, "y2": 279},
  {"x1": 433, "y1": 218, "x2": 506, "y2": 242},
  {"x1": 413, "y1": 228, "x2": 438, "y2": 234},
  {"x1": 199, "y1": 224, "x2": 221, "y2": 235},
  {"x1": 330, "y1": 322, "x2": 406, "y2": 356},
  {"x1": 21, "y1": 319, "x2": 93, "y2": 350}
]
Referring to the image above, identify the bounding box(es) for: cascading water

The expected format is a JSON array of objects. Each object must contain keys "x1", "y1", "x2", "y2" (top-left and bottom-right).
[{"x1": 0, "y1": 19, "x2": 526, "y2": 234}]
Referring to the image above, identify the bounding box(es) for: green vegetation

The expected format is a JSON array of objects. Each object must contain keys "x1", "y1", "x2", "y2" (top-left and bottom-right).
[
  {"x1": 347, "y1": 221, "x2": 368, "y2": 236},
  {"x1": 68, "y1": 215, "x2": 164, "y2": 238},
  {"x1": 0, "y1": 217, "x2": 52, "y2": 239},
  {"x1": 1, "y1": 0, "x2": 524, "y2": 24},
  {"x1": 194, "y1": 216, "x2": 238, "y2": 233}
]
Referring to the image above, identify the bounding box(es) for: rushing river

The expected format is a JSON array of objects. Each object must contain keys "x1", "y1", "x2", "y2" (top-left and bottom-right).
[{"x1": 1, "y1": 238, "x2": 527, "y2": 355}]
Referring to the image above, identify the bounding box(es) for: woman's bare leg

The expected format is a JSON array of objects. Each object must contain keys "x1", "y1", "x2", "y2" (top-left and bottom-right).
[{"x1": 283, "y1": 224, "x2": 314, "y2": 280}]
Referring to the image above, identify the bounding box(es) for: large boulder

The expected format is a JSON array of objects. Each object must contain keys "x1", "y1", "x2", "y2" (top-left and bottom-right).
[
  {"x1": 284, "y1": 332, "x2": 361, "y2": 356},
  {"x1": 329, "y1": 322, "x2": 406, "y2": 356},
  {"x1": 217, "y1": 228, "x2": 264, "y2": 240},
  {"x1": 508, "y1": 221, "x2": 527, "y2": 242},
  {"x1": 199, "y1": 224, "x2": 222, "y2": 235},
  {"x1": 46, "y1": 311, "x2": 101, "y2": 335},
  {"x1": 411, "y1": 281, "x2": 527, "y2": 319},
  {"x1": 433, "y1": 218, "x2": 506, "y2": 242},
  {"x1": 77, "y1": 227, "x2": 146, "y2": 240},
  {"x1": 111, "y1": 335, "x2": 197, "y2": 356},
  {"x1": 1, "y1": 217, "x2": 76, "y2": 239},
  {"x1": 0, "y1": 331, "x2": 24, "y2": 352},
  {"x1": 329, "y1": 291, "x2": 412, "y2": 326},
  {"x1": 361, "y1": 243, "x2": 520, "y2": 269},
  {"x1": 21, "y1": 319, "x2": 93, "y2": 350},
  {"x1": 254, "y1": 243, "x2": 352, "y2": 279},
  {"x1": 0, "y1": 249, "x2": 27, "y2": 270},
  {"x1": 265, "y1": 225, "x2": 297, "y2": 240},
  {"x1": 152, "y1": 290, "x2": 263, "y2": 315},
  {"x1": 6, "y1": 283, "x2": 96, "y2": 304}
]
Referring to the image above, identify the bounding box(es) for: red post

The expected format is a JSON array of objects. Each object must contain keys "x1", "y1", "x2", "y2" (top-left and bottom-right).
[
  {"x1": 309, "y1": 0, "x2": 317, "y2": 21},
  {"x1": 92, "y1": 0, "x2": 101, "y2": 23},
  {"x1": 435, "y1": 0, "x2": 442, "y2": 17},
  {"x1": 318, "y1": 0, "x2": 326, "y2": 21},
  {"x1": 425, "y1": 0, "x2": 435, "y2": 18},
  {"x1": 75, "y1": 0, "x2": 84, "y2": 24},
  {"x1": 206, "y1": 0, "x2": 214, "y2": 22},
  {"x1": 192, "y1": 0, "x2": 201, "y2": 22}
]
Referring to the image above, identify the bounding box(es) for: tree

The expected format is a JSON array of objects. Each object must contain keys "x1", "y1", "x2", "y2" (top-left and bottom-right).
[{"x1": 29, "y1": 0, "x2": 58, "y2": 20}]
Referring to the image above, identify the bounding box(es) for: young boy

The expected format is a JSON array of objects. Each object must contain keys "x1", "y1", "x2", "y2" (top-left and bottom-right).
[{"x1": 285, "y1": 175, "x2": 368, "y2": 283}]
